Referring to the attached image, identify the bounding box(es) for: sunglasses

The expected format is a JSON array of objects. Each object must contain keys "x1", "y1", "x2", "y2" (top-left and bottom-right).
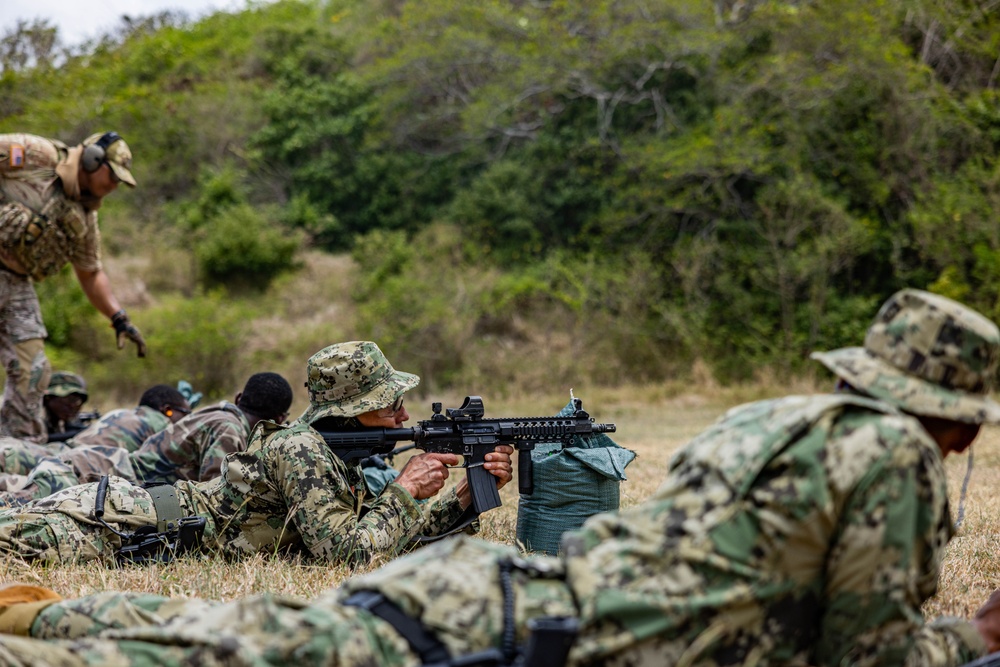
[{"x1": 388, "y1": 396, "x2": 404, "y2": 413}]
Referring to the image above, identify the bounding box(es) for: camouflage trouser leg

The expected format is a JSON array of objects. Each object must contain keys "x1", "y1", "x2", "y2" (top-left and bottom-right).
[
  {"x1": 0, "y1": 537, "x2": 578, "y2": 667},
  {"x1": 31, "y1": 592, "x2": 216, "y2": 639},
  {"x1": 0, "y1": 476, "x2": 157, "y2": 564},
  {"x1": 0, "y1": 458, "x2": 83, "y2": 505},
  {"x1": 0, "y1": 593, "x2": 413, "y2": 667},
  {"x1": 0, "y1": 507, "x2": 73, "y2": 561},
  {"x1": 0, "y1": 438, "x2": 69, "y2": 474},
  {"x1": 0, "y1": 271, "x2": 50, "y2": 444}
]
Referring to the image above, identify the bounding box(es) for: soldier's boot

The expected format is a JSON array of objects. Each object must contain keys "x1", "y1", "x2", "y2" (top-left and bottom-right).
[{"x1": 0, "y1": 583, "x2": 62, "y2": 636}]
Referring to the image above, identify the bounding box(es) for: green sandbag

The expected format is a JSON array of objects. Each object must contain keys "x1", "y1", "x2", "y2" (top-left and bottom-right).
[{"x1": 516, "y1": 402, "x2": 635, "y2": 556}]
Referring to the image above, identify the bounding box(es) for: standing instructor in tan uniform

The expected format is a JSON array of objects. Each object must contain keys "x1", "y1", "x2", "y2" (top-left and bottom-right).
[{"x1": 0, "y1": 131, "x2": 146, "y2": 443}]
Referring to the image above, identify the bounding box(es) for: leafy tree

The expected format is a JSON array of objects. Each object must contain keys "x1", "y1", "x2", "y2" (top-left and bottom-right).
[
  {"x1": 4, "y1": 0, "x2": 1000, "y2": 388},
  {"x1": 182, "y1": 165, "x2": 303, "y2": 291},
  {"x1": 0, "y1": 19, "x2": 61, "y2": 72}
]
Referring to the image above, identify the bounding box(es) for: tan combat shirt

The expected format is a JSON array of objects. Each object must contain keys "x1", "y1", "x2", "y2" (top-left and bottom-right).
[{"x1": 0, "y1": 133, "x2": 102, "y2": 281}]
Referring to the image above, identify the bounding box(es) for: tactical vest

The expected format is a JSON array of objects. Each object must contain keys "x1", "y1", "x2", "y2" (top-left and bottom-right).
[{"x1": 0, "y1": 134, "x2": 93, "y2": 281}]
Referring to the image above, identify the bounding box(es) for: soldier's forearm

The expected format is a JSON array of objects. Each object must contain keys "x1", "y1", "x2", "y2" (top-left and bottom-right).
[{"x1": 72, "y1": 266, "x2": 122, "y2": 318}]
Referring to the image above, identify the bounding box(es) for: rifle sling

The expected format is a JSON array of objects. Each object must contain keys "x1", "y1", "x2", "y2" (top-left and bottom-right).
[
  {"x1": 343, "y1": 590, "x2": 451, "y2": 665},
  {"x1": 343, "y1": 560, "x2": 571, "y2": 667},
  {"x1": 410, "y1": 506, "x2": 479, "y2": 545}
]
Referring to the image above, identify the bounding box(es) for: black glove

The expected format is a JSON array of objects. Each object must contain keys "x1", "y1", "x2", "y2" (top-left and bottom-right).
[{"x1": 111, "y1": 309, "x2": 147, "y2": 358}]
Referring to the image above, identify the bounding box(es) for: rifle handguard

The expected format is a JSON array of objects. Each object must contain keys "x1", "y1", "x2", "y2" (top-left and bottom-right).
[{"x1": 319, "y1": 396, "x2": 616, "y2": 516}]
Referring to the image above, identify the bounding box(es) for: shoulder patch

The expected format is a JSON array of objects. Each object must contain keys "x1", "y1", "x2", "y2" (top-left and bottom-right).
[{"x1": 8, "y1": 144, "x2": 24, "y2": 168}]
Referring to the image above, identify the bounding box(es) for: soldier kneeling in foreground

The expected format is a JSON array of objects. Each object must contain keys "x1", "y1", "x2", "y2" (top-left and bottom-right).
[{"x1": 1, "y1": 288, "x2": 1000, "y2": 667}]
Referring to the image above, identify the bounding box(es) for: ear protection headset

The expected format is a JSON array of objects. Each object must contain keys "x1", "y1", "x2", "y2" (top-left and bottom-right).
[
  {"x1": 162, "y1": 404, "x2": 192, "y2": 419},
  {"x1": 81, "y1": 131, "x2": 122, "y2": 173}
]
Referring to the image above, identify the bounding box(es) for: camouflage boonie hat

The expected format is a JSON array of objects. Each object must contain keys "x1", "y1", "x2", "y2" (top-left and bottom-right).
[
  {"x1": 812, "y1": 288, "x2": 1000, "y2": 424},
  {"x1": 299, "y1": 341, "x2": 420, "y2": 423},
  {"x1": 82, "y1": 132, "x2": 137, "y2": 187},
  {"x1": 45, "y1": 371, "x2": 88, "y2": 401}
]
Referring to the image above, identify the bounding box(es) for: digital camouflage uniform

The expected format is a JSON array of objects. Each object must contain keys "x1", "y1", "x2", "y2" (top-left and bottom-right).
[
  {"x1": 0, "y1": 402, "x2": 249, "y2": 506},
  {"x1": 0, "y1": 134, "x2": 105, "y2": 443},
  {"x1": 0, "y1": 343, "x2": 467, "y2": 564},
  {"x1": 0, "y1": 394, "x2": 985, "y2": 667},
  {"x1": 173, "y1": 417, "x2": 467, "y2": 562},
  {"x1": 0, "y1": 291, "x2": 995, "y2": 667}
]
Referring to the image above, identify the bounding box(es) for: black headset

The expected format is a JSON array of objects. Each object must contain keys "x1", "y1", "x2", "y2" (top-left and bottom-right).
[{"x1": 81, "y1": 131, "x2": 122, "y2": 173}]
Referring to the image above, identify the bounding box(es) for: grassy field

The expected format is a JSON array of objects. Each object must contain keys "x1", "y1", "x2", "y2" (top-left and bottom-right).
[{"x1": 2, "y1": 383, "x2": 998, "y2": 625}]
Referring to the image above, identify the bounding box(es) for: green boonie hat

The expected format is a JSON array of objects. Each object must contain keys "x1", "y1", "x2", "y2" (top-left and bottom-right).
[
  {"x1": 83, "y1": 132, "x2": 137, "y2": 187},
  {"x1": 811, "y1": 288, "x2": 1000, "y2": 424},
  {"x1": 299, "y1": 341, "x2": 420, "y2": 423},
  {"x1": 45, "y1": 371, "x2": 88, "y2": 401}
]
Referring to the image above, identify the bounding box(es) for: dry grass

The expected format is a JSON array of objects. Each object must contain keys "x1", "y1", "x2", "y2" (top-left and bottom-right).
[
  {"x1": 3, "y1": 385, "x2": 998, "y2": 626},
  {"x1": 927, "y1": 424, "x2": 1000, "y2": 618}
]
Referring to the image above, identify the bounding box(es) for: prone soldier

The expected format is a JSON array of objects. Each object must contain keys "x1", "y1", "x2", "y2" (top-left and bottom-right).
[
  {"x1": 0, "y1": 342, "x2": 513, "y2": 565},
  {"x1": 2, "y1": 290, "x2": 1000, "y2": 666},
  {"x1": 0, "y1": 384, "x2": 190, "y2": 478},
  {"x1": 40, "y1": 371, "x2": 93, "y2": 443},
  {"x1": 0, "y1": 373, "x2": 292, "y2": 505},
  {"x1": 67, "y1": 384, "x2": 192, "y2": 452}
]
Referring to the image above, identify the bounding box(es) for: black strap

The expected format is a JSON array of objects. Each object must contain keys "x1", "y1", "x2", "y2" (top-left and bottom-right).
[
  {"x1": 343, "y1": 590, "x2": 451, "y2": 665},
  {"x1": 342, "y1": 583, "x2": 576, "y2": 667},
  {"x1": 95, "y1": 131, "x2": 121, "y2": 151},
  {"x1": 411, "y1": 506, "x2": 480, "y2": 545},
  {"x1": 498, "y1": 559, "x2": 517, "y2": 664}
]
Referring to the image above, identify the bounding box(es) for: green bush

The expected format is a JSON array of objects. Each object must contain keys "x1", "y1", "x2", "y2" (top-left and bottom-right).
[
  {"x1": 78, "y1": 291, "x2": 255, "y2": 403},
  {"x1": 194, "y1": 203, "x2": 302, "y2": 291},
  {"x1": 351, "y1": 226, "x2": 475, "y2": 389},
  {"x1": 351, "y1": 224, "x2": 689, "y2": 391}
]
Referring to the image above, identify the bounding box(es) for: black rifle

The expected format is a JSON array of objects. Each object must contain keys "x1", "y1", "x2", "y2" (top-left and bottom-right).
[
  {"x1": 47, "y1": 410, "x2": 101, "y2": 443},
  {"x1": 319, "y1": 396, "x2": 617, "y2": 514}
]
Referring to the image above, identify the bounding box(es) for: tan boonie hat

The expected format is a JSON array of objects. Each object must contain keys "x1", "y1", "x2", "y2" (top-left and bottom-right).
[
  {"x1": 299, "y1": 341, "x2": 420, "y2": 423},
  {"x1": 83, "y1": 132, "x2": 137, "y2": 187},
  {"x1": 44, "y1": 371, "x2": 88, "y2": 401},
  {"x1": 812, "y1": 288, "x2": 1000, "y2": 424}
]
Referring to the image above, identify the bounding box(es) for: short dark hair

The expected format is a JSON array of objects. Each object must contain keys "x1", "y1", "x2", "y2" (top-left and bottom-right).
[
  {"x1": 237, "y1": 372, "x2": 293, "y2": 420},
  {"x1": 140, "y1": 385, "x2": 187, "y2": 411}
]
